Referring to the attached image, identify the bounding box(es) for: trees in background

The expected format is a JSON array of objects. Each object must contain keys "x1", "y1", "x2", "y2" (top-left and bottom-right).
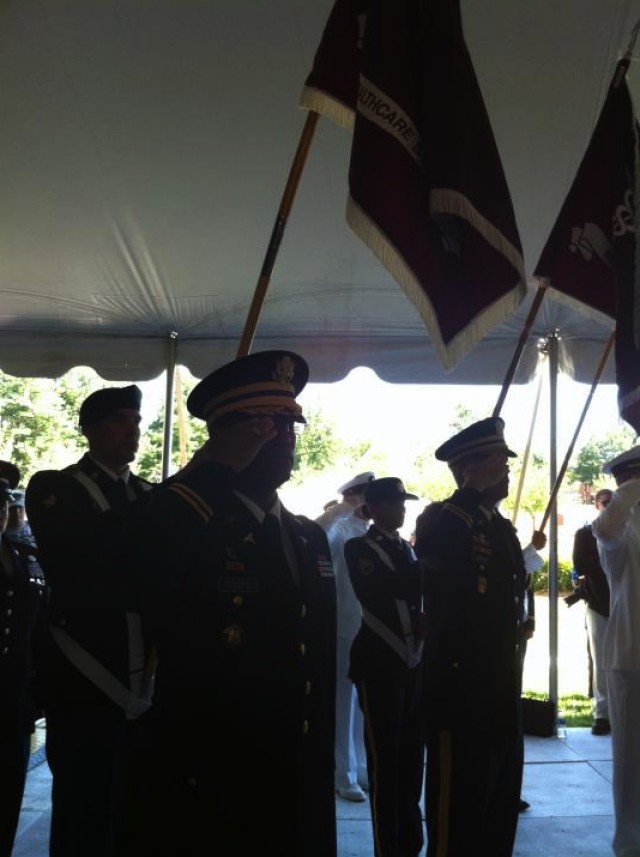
[
  {"x1": 1, "y1": 367, "x2": 636, "y2": 515},
  {"x1": 567, "y1": 427, "x2": 636, "y2": 496},
  {"x1": 0, "y1": 369, "x2": 95, "y2": 482}
]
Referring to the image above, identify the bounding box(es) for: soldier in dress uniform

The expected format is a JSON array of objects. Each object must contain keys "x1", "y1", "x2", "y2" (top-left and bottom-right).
[
  {"x1": 0, "y1": 463, "x2": 46, "y2": 857},
  {"x1": 26, "y1": 385, "x2": 153, "y2": 857},
  {"x1": 316, "y1": 471, "x2": 375, "y2": 803},
  {"x1": 414, "y1": 417, "x2": 527, "y2": 857},
  {"x1": 118, "y1": 350, "x2": 337, "y2": 857},
  {"x1": 345, "y1": 477, "x2": 424, "y2": 857}
]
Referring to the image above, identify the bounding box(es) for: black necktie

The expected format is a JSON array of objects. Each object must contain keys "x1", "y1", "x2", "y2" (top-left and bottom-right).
[
  {"x1": 113, "y1": 478, "x2": 129, "y2": 506},
  {"x1": 261, "y1": 514, "x2": 283, "y2": 548},
  {"x1": 261, "y1": 514, "x2": 298, "y2": 585}
]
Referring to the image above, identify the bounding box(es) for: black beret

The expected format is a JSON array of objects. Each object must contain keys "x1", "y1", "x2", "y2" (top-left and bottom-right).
[
  {"x1": 187, "y1": 350, "x2": 309, "y2": 423},
  {"x1": 364, "y1": 477, "x2": 418, "y2": 504},
  {"x1": 435, "y1": 417, "x2": 517, "y2": 465},
  {"x1": 0, "y1": 460, "x2": 20, "y2": 490},
  {"x1": 79, "y1": 385, "x2": 142, "y2": 427}
]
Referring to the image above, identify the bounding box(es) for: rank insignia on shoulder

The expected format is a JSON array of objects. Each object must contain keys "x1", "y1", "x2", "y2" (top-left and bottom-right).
[
  {"x1": 477, "y1": 575, "x2": 488, "y2": 594},
  {"x1": 316, "y1": 556, "x2": 334, "y2": 577},
  {"x1": 43, "y1": 493, "x2": 57, "y2": 509},
  {"x1": 358, "y1": 558, "x2": 373, "y2": 576},
  {"x1": 221, "y1": 624, "x2": 244, "y2": 648}
]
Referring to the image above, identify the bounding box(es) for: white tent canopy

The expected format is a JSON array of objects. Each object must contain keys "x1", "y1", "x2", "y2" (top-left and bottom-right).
[{"x1": 0, "y1": 0, "x2": 636, "y2": 384}]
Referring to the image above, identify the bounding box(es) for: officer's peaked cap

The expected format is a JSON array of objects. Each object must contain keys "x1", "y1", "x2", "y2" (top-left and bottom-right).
[
  {"x1": 602, "y1": 446, "x2": 640, "y2": 476},
  {"x1": 338, "y1": 471, "x2": 376, "y2": 495},
  {"x1": 79, "y1": 385, "x2": 142, "y2": 428},
  {"x1": 435, "y1": 417, "x2": 516, "y2": 465},
  {"x1": 364, "y1": 477, "x2": 418, "y2": 504},
  {"x1": 188, "y1": 350, "x2": 309, "y2": 423}
]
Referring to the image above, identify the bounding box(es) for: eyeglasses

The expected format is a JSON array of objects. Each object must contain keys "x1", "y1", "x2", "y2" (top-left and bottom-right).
[{"x1": 216, "y1": 411, "x2": 305, "y2": 435}]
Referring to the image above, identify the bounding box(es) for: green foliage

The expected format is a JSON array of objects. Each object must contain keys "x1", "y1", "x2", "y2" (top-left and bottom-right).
[
  {"x1": 522, "y1": 692, "x2": 592, "y2": 727},
  {"x1": 136, "y1": 373, "x2": 208, "y2": 482},
  {"x1": 291, "y1": 407, "x2": 342, "y2": 481},
  {"x1": 411, "y1": 447, "x2": 455, "y2": 503},
  {"x1": 503, "y1": 459, "x2": 549, "y2": 528},
  {"x1": 0, "y1": 368, "x2": 96, "y2": 481},
  {"x1": 567, "y1": 427, "x2": 636, "y2": 487},
  {"x1": 449, "y1": 404, "x2": 482, "y2": 434},
  {"x1": 532, "y1": 558, "x2": 574, "y2": 593}
]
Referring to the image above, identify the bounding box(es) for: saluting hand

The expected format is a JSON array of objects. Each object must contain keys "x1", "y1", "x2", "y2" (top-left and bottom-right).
[
  {"x1": 461, "y1": 452, "x2": 509, "y2": 492},
  {"x1": 198, "y1": 416, "x2": 277, "y2": 473}
]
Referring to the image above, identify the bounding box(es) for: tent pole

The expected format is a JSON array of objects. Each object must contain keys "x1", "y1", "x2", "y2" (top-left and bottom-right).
[
  {"x1": 161, "y1": 332, "x2": 178, "y2": 480},
  {"x1": 492, "y1": 283, "x2": 547, "y2": 417},
  {"x1": 236, "y1": 111, "x2": 319, "y2": 358},
  {"x1": 539, "y1": 329, "x2": 616, "y2": 532},
  {"x1": 547, "y1": 331, "x2": 559, "y2": 708}
]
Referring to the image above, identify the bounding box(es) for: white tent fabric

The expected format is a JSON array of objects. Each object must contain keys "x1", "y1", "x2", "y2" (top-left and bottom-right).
[{"x1": 0, "y1": 0, "x2": 636, "y2": 384}]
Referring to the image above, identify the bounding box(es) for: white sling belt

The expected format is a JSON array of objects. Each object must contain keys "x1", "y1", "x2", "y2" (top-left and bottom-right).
[
  {"x1": 49, "y1": 470, "x2": 152, "y2": 720},
  {"x1": 360, "y1": 538, "x2": 424, "y2": 669}
]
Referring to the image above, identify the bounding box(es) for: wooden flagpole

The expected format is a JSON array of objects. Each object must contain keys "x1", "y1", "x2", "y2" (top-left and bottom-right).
[
  {"x1": 492, "y1": 282, "x2": 548, "y2": 417},
  {"x1": 236, "y1": 111, "x2": 320, "y2": 358},
  {"x1": 511, "y1": 365, "x2": 545, "y2": 524},
  {"x1": 539, "y1": 328, "x2": 616, "y2": 533}
]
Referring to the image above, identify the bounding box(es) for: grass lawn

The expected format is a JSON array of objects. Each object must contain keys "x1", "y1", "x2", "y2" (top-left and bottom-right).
[{"x1": 523, "y1": 691, "x2": 592, "y2": 727}]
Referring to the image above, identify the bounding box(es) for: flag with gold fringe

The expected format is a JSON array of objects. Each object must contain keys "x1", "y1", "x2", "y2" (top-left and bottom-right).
[
  {"x1": 535, "y1": 59, "x2": 640, "y2": 434},
  {"x1": 301, "y1": 0, "x2": 526, "y2": 370}
]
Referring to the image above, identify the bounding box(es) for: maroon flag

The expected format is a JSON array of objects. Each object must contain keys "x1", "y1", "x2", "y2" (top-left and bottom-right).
[
  {"x1": 535, "y1": 59, "x2": 640, "y2": 433},
  {"x1": 300, "y1": 0, "x2": 366, "y2": 128},
  {"x1": 301, "y1": 0, "x2": 526, "y2": 370}
]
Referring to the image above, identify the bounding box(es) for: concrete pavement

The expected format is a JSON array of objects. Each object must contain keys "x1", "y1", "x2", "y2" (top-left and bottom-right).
[{"x1": 15, "y1": 727, "x2": 614, "y2": 856}]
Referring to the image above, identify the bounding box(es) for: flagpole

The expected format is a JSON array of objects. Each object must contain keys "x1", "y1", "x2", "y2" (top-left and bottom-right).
[
  {"x1": 236, "y1": 111, "x2": 320, "y2": 358},
  {"x1": 623, "y1": 18, "x2": 640, "y2": 63},
  {"x1": 511, "y1": 365, "x2": 545, "y2": 525},
  {"x1": 539, "y1": 328, "x2": 616, "y2": 533},
  {"x1": 492, "y1": 283, "x2": 548, "y2": 417}
]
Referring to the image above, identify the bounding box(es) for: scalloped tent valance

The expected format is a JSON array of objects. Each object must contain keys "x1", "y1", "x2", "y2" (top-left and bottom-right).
[{"x1": 0, "y1": 0, "x2": 629, "y2": 384}]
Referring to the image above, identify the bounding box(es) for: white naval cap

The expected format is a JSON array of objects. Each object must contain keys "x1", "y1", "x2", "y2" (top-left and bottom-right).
[
  {"x1": 338, "y1": 471, "x2": 376, "y2": 495},
  {"x1": 602, "y1": 446, "x2": 640, "y2": 476}
]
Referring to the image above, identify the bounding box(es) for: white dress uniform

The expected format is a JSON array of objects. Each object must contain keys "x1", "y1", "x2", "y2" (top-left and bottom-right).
[
  {"x1": 328, "y1": 512, "x2": 369, "y2": 794},
  {"x1": 592, "y1": 475, "x2": 640, "y2": 857}
]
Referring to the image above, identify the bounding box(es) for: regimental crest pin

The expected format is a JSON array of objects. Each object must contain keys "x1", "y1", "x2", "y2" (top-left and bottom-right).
[
  {"x1": 221, "y1": 624, "x2": 244, "y2": 648},
  {"x1": 272, "y1": 355, "x2": 295, "y2": 390}
]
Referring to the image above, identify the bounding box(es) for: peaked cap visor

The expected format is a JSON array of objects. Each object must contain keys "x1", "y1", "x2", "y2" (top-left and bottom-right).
[
  {"x1": 187, "y1": 350, "x2": 309, "y2": 423},
  {"x1": 435, "y1": 417, "x2": 517, "y2": 465}
]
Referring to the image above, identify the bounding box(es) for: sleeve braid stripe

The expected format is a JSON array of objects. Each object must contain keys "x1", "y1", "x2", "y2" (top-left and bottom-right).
[
  {"x1": 442, "y1": 502, "x2": 473, "y2": 527},
  {"x1": 168, "y1": 483, "x2": 213, "y2": 523}
]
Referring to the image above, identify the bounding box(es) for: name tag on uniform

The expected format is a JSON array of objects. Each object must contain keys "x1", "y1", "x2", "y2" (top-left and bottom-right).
[{"x1": 218, "y1": 577, "x2": 259, "y2": 594}]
